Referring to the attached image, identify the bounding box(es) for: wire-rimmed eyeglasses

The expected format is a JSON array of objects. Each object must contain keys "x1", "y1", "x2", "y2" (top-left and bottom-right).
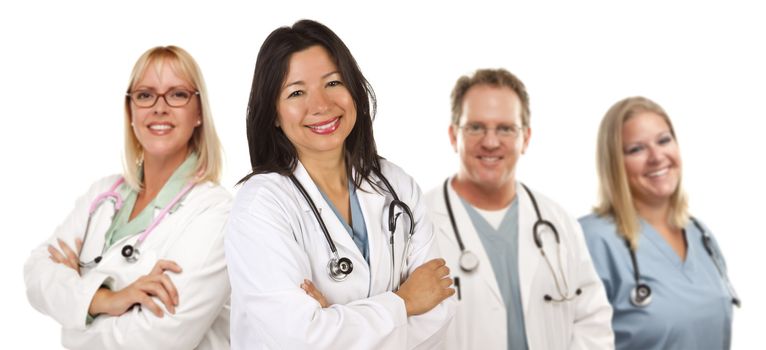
[{"x1": 458, "y1": 122, "x2": 522, "y2": 138}]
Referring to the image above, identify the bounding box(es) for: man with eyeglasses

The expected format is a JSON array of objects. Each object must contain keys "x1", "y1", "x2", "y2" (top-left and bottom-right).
[{"x1": 424, "y1": 68, "x2": 614, "y2": 350}]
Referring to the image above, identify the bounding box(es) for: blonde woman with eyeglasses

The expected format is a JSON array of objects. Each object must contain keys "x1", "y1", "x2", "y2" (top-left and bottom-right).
[{"x1": 24, "y1": 46, "x2": 231, "y2": 349}]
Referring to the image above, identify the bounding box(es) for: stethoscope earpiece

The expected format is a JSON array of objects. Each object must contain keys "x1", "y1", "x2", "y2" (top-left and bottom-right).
[{"x1": 630, "y1": 283, "x2": 652, "y2": 307}]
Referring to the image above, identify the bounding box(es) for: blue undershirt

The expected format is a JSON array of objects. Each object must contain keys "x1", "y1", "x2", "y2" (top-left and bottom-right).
[{"x1": 319, "y1": 180, "x2": 369, "y2": 263}]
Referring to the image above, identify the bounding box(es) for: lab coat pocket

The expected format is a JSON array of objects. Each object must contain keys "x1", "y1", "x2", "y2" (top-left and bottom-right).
[{"x1": 107, "y1": 249, "x2": 159, "y2": 289}]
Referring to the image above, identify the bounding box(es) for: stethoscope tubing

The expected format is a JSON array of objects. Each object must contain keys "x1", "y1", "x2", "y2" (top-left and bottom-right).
[
  {"x1": 626, "y1": 216, "x2": 740, "y2": 307},
  {"x1": 288, "y1": 174, "x2": 342, "y2": 260},
  {"x1": 442, "y1": 177, "x2": 580, "y2": 302},
  {"x1": 79, "y1": 177, "x2": 194, "y2": 267},
  {"x1": 289, "y1": 168, "x2": 414, "y2": 290}
]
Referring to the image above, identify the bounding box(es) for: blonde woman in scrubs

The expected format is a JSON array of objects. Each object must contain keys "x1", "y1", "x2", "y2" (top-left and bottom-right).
[{"x1": 580, "y1": 96, "x2": 738, "y2": 349}]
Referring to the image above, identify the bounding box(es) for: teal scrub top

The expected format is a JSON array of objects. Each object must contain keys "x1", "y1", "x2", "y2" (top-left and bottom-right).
[
  {"x1": 461, "y1": 197, "x2": 529, "y2": 350},
  {"x1": 318, "y1": 180, "x2": 369, "y2": 263},
  {"x1": 580, "y1": 213, "x2": 734, "y2": 350}
]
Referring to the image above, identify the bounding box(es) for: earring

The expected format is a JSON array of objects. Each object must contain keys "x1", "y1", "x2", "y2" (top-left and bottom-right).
[
  {"x1": 196, "y1": 120, "x2": 202, "y2": 126},
  {"x1": 136, "y1": 151, "x2": 144, "y2": 168}
]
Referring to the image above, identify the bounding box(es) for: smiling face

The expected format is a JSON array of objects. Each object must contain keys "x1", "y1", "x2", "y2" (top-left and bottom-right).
[
  {"x1": 622, "y1": 111, "x2": 682, "y2": 207},
  {"x1": 129, "y1": 61, "x2": 200, "y2": 163},
  {"x1": 450, "y1": 84, "x2": 530, "y2": 191},
  {"x1": 276, "y1": 45, "x2": 356, "y2": 162}
]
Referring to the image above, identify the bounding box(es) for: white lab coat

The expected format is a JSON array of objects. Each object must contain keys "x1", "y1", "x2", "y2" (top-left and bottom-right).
[
  {"x1": 425, "y1": 181, "x2": 614, "y2": 350},
  {"x1": 24, "y1": 174, "x2": 232, "y2": 349},
  {"x1": 225, "y1": 160, "x2": 455, "y2": 349}
]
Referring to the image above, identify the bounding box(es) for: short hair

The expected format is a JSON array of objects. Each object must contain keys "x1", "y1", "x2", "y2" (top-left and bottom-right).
[
  {"x1": 240, "y1": 19, "x2": 379, "y2": 188},
  {"x1": 450, "y1": 68, "x2": 530, "y2": 127},
  {"x1": 123, "y1": 45, "x2": 222, "y2": 190},
  {"x1": 594, "y1": 96, "x2": 689, "y2": 249}
]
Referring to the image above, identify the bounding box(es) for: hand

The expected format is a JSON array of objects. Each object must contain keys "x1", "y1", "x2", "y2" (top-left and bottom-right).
[
  {"x1": 394, "y1": 258, "x2": 455, "y2": 316},
  {"x1": 88, "y1": 260, "x2": 183, "y2": 318},
  {"x1": 48, "y1": 238, "x2": 83, "y2": 275},
  {"x1": 301, "y1": 279, "x2": 329, "y2": 308}
]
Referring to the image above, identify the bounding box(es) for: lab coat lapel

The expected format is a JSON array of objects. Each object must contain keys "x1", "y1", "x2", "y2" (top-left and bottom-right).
[
  {"x1": 444, "y1": 181, "x2": 504, "y2": 306},
  {"x1": 517, "y1": 185, "x2": 541, "y2": 316},
  {"x1": 292, "y1": 163, "x2": 367, "y2": 264},
  {"x1": 356, "y1": 175, "x2": 388, "y2": 290}
]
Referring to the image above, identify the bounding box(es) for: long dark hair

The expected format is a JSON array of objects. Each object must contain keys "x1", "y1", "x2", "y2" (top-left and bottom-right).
[{"x1": 239, "y1": 19, "x2": 380, "y2": 189}]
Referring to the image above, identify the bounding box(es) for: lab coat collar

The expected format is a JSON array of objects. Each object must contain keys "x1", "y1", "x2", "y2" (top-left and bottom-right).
[
  {"x1": 291, "y1": 162, "x2": 374, "y2": 271},
  {"x1": 516, "y1": 184, "x2": 542, "y2": 315},
  {"x1": 438, "y1": 177, "x2": 505, "y2": 306},
  {"x1": 434, "y1": 178, "x2": 543, "y2": 312}
]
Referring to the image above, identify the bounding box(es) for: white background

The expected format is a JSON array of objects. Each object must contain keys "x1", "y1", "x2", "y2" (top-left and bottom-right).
[{"x1": 2, "y1": 0, "x2": 763, "y2": 348}]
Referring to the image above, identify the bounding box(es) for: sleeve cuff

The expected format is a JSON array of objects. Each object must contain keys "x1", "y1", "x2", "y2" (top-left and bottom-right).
[{"x1": 73, "y1": 272, "x2": 113, "y2": 330}]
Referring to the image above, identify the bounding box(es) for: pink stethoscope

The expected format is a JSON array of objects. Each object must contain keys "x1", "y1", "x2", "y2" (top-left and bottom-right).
[{"x1": 78, "y1": 178, "x2": 194, "y2": 268}]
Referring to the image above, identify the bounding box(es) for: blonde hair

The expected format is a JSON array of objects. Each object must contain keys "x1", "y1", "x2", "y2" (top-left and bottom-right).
[
  {"x1": 594, "y1": 96, "x2": 688, "y2": 249},
  {"x1": 122, "y1": 46, "x2": 222, "y2": 190}
]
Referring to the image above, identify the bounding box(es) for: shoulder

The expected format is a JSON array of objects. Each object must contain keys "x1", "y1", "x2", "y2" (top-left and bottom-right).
[
  {"x1": 519, "y1": 184, "x2": 573, "y2": 221},
  {"x1": 378, "y1": 159, "x2": 414, "y2": 184},
  {"x1": 423, "y1": 184, "x2": 444, "y2": 209},
  {"x1": 577, "y1": 212, "x2": 624, "y2": 251},
  {"x1": 377, "y1": 159, "x2": 420, "y2": 198},
  {"x1": 231, "y1": 172, "x2": 295, "y2": 214},
  {"x1": 71, "y1": 174, "x2": 125, "y2": 203},
  {"x1": 89, "y1": 174, "x2": 124, "y2": 192},
  {"x1": 578, "y1": 213, "x2": 618, "y2": 238},
  {"x1": 688, "y1": 216, "x2": 711, "y2": 234},
  {"x1": 191, "y1": 181, "x2": 232, "y2": 204},
  {"x1": 688, "y1": 216, "x2": 722, "y2": 246}
]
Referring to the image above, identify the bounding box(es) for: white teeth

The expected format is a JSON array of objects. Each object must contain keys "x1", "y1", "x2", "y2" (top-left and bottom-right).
[
  {"x1": 480, "y1": 156, "x2": 500, "y2": 162},
  {"x1": 310, "y1": 123, "x2": 334, "y2": 131},
  {"x1": 149, "y1": 124, "x2": 173, "y2": 131},
  {"x1": 308, "y1": 118, "x2": 338, "y2": 131},
  {"x1": 647, "y1": 168, "x2": 669, "y2": 177}
]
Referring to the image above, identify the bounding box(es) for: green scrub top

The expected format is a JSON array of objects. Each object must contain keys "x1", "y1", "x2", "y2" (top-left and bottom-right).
[{"x1": 103, "y1": 153, "x2": 197, "y2": 249}]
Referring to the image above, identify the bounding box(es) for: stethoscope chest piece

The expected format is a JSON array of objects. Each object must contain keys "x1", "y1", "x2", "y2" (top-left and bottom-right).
[
  {"x1": 630, "y1": 283, "x2": 652, "y2": 307},
  {"x1": 459, "y1": 250, "x2": 479, "y2": 272},
  {"x1": 327, "y1": 256, "x2": 353, "y2": 281},
  {"x1": 121, "y1": 244, "x2": 140, "y2": 263}
]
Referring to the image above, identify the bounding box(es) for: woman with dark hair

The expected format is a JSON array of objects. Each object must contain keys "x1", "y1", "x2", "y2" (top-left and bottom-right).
[{"x1": 225, "y1": 19, "x2": 455, "y2": 349}]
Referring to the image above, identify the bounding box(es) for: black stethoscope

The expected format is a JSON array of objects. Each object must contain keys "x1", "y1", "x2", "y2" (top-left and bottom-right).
[
  {"x1": 627, "y1": 217, "x2": 741, "y2": 308},
  {"x1": 443, "y1": 178, "x2": 581, "y2": 303},
  {"x1": 289, "y1": 170, "x2": 414, "y2": 291}
]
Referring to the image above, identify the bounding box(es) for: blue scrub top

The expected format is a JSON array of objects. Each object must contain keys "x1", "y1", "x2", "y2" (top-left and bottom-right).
[
  {"x1": 579, "y1": 213, "x2": 734, "y2": 350},
  {"x1": 461, "y1": 197, "x2": 528, "y2": 350},
  {"x1": 319, "y1": 180, "x2": 369, "y2": 263}
]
